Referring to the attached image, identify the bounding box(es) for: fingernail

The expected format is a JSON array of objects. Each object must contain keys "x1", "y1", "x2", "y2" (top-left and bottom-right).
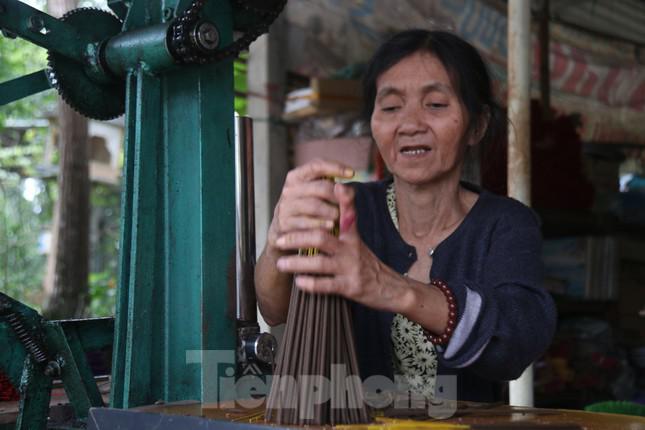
[{"x1": 344, "y1": 168, "x2": 354, "y2": 177}]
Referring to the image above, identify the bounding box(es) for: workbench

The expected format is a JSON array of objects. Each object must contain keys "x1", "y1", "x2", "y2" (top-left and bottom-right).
[{"x1": 84, "y1": 400, "x2": 645, "y2": 430}]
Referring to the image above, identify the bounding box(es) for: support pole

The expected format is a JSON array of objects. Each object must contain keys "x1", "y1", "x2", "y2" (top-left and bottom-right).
[
  {"x1": 507, "y1": 0, "x2": 532, "y2": 206},
  {"x1": 234, "y1": 114, "x2": 257, "y2": 324},
  {"x1": 507, "y1": 0, "x2": 534, "y2": 407},
  {"x1": 110, "y1": 2, "x2": 237, "y2": 408}
]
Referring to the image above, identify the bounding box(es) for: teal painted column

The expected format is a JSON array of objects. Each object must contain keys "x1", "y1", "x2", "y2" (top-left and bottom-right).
[{"x1": 110, "y1": 0, "x2": 236, "y2": 408}]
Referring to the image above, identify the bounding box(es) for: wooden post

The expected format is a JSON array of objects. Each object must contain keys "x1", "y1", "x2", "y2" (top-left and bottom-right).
[{"x1": 42, "y1": 0, "x2": 90, "y2": 319}]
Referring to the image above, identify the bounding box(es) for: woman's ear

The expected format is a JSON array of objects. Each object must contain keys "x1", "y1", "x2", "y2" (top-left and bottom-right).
[{"x1": 468, "y1": 106, "x2": 491, "y2": 146}]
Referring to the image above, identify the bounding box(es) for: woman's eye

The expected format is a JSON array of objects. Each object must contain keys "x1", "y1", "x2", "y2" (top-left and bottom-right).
[
  {"x1": 381, "y1": 106, "x2": 400, "y2": 112},
  {"x1": 427, "y1": 102, "x2": 448, "y2": 109}
]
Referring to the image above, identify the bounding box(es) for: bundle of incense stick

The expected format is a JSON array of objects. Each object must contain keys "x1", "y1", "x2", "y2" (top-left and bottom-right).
[{"x1": 265, "y1": 180, "x2": 370, "y2": 426}]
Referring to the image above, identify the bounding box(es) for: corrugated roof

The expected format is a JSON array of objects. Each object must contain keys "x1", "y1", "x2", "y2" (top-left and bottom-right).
[{"x1": 550, "y1": 0, "x2": 645, "y2": 47}]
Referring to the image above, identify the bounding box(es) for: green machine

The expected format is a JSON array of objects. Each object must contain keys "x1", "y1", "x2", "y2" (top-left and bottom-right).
[{"x1": 0, "y1": 0, "x2": 284, "y2": 428}]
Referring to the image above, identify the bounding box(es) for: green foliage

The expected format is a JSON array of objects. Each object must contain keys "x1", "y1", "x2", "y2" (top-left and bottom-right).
[
  {"x1": 234, "y1": 56, "x2": 248, "y2": 115},
  {"x1": 0, "y1": 11, "x2": 55, "y2": 176},
  {"x1": 0, "y1": 174, "x2": 52, "y2": 310},
  {"x1": 87, "y1": 183, "x2": 120, "y2": 316},
  {"x1": 0, "y1": 127, "x2": 49, "y2": 177},
  {"x1": 1, "y1": 8, "x2": 55, "y2": 310},
  {"x1": 0, "y1": 173, "x2": 121, "y2": 316},
  {"x1": 1, "y1": 18, "x2": 118, "y2": 316},
  {"x1": 88, "y1": 270, "x2": 117, "y2": 316}
]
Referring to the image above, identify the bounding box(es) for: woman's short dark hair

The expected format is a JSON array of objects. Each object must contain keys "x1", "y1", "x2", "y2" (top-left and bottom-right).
[{"x1": 362, "y1": 29, "x2": 503, "y2": 147}]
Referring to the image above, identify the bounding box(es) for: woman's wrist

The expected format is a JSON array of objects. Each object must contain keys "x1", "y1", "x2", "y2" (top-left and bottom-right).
[
  {"x1": 255, "y1": 244, "x2": 293, "y2": 326},
  {"x1": 372, "y1": 264, "x2": 418, "y2": 314},
  {"x1": 395, "y1": 277, "x2": 451, "y2": 337},
  {"x1": 423, "y1": 280, "x2": 457, "y2": 345},
  {"x1": 396, "y1": 277, "x2": 431, "y2": 317}
]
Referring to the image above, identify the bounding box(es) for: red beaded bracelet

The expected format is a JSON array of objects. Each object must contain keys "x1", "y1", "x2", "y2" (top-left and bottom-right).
[{"x1": 424, "y1": 279, "x2": 457, "y2": 346}]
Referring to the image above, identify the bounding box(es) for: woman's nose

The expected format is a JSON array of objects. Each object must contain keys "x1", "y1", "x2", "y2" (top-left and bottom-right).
[{"x1": 398, "y1": 106, "x2": 427, "y2": 135}]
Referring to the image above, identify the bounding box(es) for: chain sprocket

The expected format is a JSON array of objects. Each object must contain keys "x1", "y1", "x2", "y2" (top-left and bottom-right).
[
  {"x1": 47, "y1": 8, "x2": 124, "y2": 120},
  {"x1": 168, "y1": 0, "x2": 286, "y2": 65}
]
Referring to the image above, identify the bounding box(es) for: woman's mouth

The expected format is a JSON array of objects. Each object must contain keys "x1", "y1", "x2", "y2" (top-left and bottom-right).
[{"x1": 400, "y1": 146, "x2": 431, "y2": 156}]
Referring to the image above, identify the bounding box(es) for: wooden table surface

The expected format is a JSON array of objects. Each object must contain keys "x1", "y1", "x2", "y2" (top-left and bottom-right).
[
  {"x1": 3, "y1": 397, "x2": 644, "y2": 429},
  {"x1": 133, "y1": 401, "x2": 645, "y2": 429}
]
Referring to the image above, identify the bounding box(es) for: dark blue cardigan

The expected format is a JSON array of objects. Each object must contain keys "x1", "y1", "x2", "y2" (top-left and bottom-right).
[{"x1": 350, "y1": 179, "x2": 557, "y2": 402}]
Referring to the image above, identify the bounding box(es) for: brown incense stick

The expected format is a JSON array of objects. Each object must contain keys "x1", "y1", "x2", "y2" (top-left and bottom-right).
[{"x1": 265, "y1": 181, "x2": 370, "y2": 426}]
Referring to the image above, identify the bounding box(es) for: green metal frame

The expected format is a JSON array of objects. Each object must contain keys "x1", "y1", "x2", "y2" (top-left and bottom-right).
[
  {"x1": 0, "y1": 294, "x2": 113, "y2": 430},
  {"x1": 0, "y1": 70, "x2": 51, "y2": 106},
  {"x1": 109, "y1": 0, "x2": 237, "y2": 408},
  {"x1": 1, "y1": 0, "x2": 283, "y2": 421}
]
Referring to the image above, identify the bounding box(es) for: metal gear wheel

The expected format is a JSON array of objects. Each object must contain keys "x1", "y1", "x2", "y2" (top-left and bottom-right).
[
  {"x1": 168, "y1": 0, "x2": 286, "y2": 65},
  {"x1": 47, "y1": 8, "x2": 124, "y2": 120}
]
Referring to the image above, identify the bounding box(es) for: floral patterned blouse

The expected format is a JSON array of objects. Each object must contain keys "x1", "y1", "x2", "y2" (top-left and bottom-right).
[{"x1": 386, "y1": 183, "x2": 438, "y2": 399}]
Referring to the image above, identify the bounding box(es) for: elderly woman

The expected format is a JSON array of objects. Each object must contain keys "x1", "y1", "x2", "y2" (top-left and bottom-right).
[{"x1": 255, "y1": 29, "x2": 556, "y2": 402}]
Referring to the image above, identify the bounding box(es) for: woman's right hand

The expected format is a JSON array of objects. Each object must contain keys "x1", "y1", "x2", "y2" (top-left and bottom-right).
[
  {"x1": 256, "y1": 159, "x2": 353, "y2": 325},
  {"x1": 266, "y1": 159, "x2": 354, "y2": 252}
]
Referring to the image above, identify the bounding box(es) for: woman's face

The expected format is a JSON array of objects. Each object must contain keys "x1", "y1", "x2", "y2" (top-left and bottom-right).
[{"x1": 370, "y1": 51, "x2": 474, "y2": 186}]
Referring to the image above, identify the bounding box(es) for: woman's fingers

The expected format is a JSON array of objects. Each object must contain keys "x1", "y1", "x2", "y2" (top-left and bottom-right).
[
  {"x1": 286, "y1": 159, "x2": 354, "y2": 184},
  {"x1": 277, "y1": 216, "x2": 335, "y2": 232},
  {"x1": 294, "y1": 275, "x2": 338, "y2": 294},
  {"x1": 274, "y1": 178, "x2": 342, "y2": 238},
  {"x1": 275, "y1": 229, "x2": 339, "y2": 253},
  {"x1": 273, "y1": 160, "x2": 354, "y2": 238},
  {"x1": 275, "y1": 198, "x2": 337, "y2": 237},
  {"x1": 276, "y1": 254, "x2": 337, "y2": 275},
  {"x1": 283, "y1": 179, "x2": 337, "y2": 202},
  {"x1": 282, "y1": 196, "x2": 339, "y2": 221},
  {"x1": 268, "y1": 160, "x2": 354, "y2": 251}
]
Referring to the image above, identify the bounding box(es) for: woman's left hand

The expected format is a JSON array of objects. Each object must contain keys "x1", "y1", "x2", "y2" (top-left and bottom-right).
[{"x1": 274, "y1": 183, "x2": 401, "y2": 311}]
